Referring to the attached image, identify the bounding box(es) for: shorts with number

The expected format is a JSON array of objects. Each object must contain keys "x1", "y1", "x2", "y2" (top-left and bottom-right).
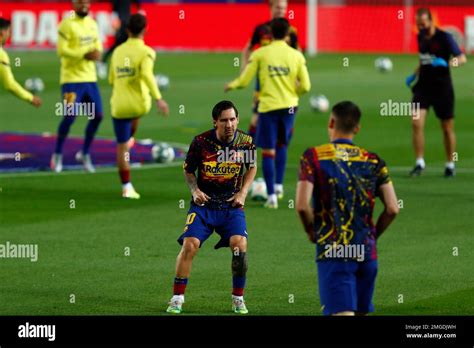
[
  {"x1": 178, "y1": 203, "x2": 248, "y2": 249},
  {"x1": 61, "y1": 82, "x2": 103, "y2": 118}
]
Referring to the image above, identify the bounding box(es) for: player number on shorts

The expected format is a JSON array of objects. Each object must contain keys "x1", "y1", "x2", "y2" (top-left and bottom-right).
[
  {"x1": 63, "y1": 92, "x2": 77, "y2": 104},
  {"x1": 185, "y1": 213, "x2": 197, "y2": 225}
]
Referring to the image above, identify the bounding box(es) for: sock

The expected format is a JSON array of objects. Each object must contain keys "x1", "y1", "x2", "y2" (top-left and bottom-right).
[
  {"x1": 268, "y1": 193, "x2": 277, "y2": 203},
  {"x1": 232, "y1": 276, "x2": 246, "y2": 297},
  {"x1": 173, "y1": 277, "x2": 188, "y2": 295},
  {"x1": 275, "y1": 144, "x2": 288, "y2": 185},
  {"x1": 248, "y1": 124, "x2": 257, "y2": 140},
  {"x1": 446, "y1": 161, "x2": 455, "y2": 169},
  {"x1": 82, "y1": 116, "x2": 102, "y2": 155},
  {"x1": 416, "y1": 158, "x2": 425, "y2": 168},
  {"x1": 262, "y1": 153, "x2": 275, "y2": 195},
  {"x1": 122, "y1": 182, "x2": 133, "y2": 191},
  {"x1": 55, "y1": 117, "x2": 75, "y2": 154},
  {"x1": 275, "y1": 184, "x2": 283, "y2": 193},
  {"x1": 119, "y1": 169, "x2": 130, "y2": 185}
]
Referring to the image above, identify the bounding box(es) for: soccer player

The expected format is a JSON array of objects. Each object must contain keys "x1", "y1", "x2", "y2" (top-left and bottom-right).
[
  {"x1": 406, "y1": 8, "x2": 467, "y2": 177},
  {"x1": 51, "y1": 0, "x2": 104, "y2": 173},
  {"x1": 241, "y1": 0, "x2": 299, "y2": 161},
  {"x1": 225, "y1": 18, "x2": 310, "y2": 209},
  {"x1": 296, "y1": 101, "x2": 399, "y2": 316},
  {"x1": 109, "y1": 13, "x2": 169, "y2": 199},
  {"x1": 0, "y1": 18, "x2": 42, "y2": 108},
  {"x1": 166, "y1": 100, "x2": 256, "y2": 314},
  {"x1": 98, "y1": 0, "x2": 141, "y2": 79}
]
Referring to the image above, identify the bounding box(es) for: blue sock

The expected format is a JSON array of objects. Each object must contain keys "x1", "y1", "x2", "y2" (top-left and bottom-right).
[
  {"x1": 275, "y1": 145, "x2": 288, "y2": 185},
  {"x1": 262, "y1": 154, "x2": 275, "y2": 195},
  {"x1": 232, "y1": 276, "x2": 246, "y2": 296},
  {"x1": 82, "y1": 116, "x2": 102, "y2": 154},
  {"x1": 55, "y1": 117, "x2": 75, "y2": 154}
]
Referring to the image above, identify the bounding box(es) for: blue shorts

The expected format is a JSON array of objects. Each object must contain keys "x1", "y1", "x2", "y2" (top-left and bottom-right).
[
  {"x1": 113, "y1": 117, "x2": 138, "y2": 144},
  {"x1": 317, "y1": 260, "x2": 378, "y2": 315},
  {"x1": 61, "y1": 82, "x2": 103, "y2": 118},
  {"x1": 255, "y1": 107, "x2": 296, "y2": 149},
  {"x1": 178, "y1": 204, "x2": 248, "y2": 249}
]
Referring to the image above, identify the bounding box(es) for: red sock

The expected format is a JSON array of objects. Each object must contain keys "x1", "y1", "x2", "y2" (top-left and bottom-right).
[
  {"x1": 119, "y1": 169, "x2": 130, "y2": 184},
  {"x1": 173, "y1": 277, "x2": 188, "y2": 295},
  {"x1": 232, "y1": 288, "x2": 244, "y2": 296}
]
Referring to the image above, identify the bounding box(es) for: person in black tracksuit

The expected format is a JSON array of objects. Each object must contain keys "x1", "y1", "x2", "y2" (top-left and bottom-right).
[{"x1": 406, "y1": 8, "x2": 467, "y2": 178}]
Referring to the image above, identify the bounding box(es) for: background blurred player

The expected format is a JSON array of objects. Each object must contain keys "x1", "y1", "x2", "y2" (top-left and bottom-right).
[
  {"x1": 241, "y1": 0, "x2": 299, "y2": 141},
  {"x1": 109, "y1": 13, "x2": 169, "y2": 199},
  {"x1": 0, "y1": 18, "x2": 42, "y2": 108},
  {"x1": 296, "y1": 101, "x2": 399, "y2": 315},
  {"x1": 51, "y1": 0, "x2": 104, "y2": 173},
  {"x1": 406, "y1": 8, "x2": 467, "y2": 178},
  {"x1": 166, "y1": 100, "x2": 256, "y2": 314},
  {"x1": 225, "y1": 18, "x2": 310, "y2": 209},
  {"x1": 98, "y1": 0, "x2": 141, "y2": 79}
]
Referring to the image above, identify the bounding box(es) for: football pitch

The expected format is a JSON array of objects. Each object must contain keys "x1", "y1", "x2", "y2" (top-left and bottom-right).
[{"x1": 1, "y1": 51, "x2": 473, "y2": 315}]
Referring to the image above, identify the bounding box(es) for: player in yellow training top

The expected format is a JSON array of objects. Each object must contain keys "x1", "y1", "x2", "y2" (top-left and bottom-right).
[
  {"x1": 109, "y1": 13, "x2": 169, "y2": 199},
  {"x1": 225, "y1": 18, "x2": 310, "y2": 209},
  {"x1": 0, "y1": 18, "x2": 42, "y2": 108},
  {"x1": 51, "y1": 0, "x2": 104, "y2": 173}
]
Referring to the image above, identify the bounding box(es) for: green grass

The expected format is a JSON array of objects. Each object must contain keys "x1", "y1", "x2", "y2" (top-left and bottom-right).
[{"x1": 0, "y1": 52, "x2": 473, "y2": 315}]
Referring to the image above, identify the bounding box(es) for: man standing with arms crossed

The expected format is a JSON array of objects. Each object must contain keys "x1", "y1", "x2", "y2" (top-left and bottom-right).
[
  {"x1": 51, "y1": 0, "x2": 104, "y2": 173},
  {"x1": 296, "y1": 101, "x2": 399, "y2": 315},
  {"x1": 225, "y1": 18, "x2": 310, "y2": 209}
]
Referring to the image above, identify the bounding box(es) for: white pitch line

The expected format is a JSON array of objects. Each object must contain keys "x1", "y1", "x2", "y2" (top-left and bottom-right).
[{"x1": 0, "y1": 161, "x2": 183, "y2": 179}]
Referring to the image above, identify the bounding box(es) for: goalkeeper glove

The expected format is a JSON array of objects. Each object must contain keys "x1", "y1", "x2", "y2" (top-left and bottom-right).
[
  {"x1": 405, "y1": 73, "x2": 416, "y2": 88},
  {"x1": 431, "y1": 57, "x2": 448, "y2": 67}
]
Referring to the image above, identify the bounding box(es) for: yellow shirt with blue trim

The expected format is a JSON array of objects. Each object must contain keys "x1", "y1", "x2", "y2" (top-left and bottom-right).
[
  {"x1": 228, "y1": 40, "x2": 311, "y2": 113},
  {"x1": 0, "y1": 48, "x2": 33, "y2": 102},
  {"x1": 57, "y1": 14, "x2": 102, "y2": 84},
  {"x1": 108, "y1": 38, "x2": 162, "y2": 119}
]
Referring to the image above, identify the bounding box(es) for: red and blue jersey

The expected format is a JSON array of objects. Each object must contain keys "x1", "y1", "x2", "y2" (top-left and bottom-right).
[
  {"x1": 298, "y1": 139, "x2": 391, "y2": 262},
  {"x1": 184, "y1": 129, "x2": 256, "y2": 210}
]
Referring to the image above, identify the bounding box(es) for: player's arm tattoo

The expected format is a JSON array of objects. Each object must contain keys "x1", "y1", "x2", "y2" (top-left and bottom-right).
[{"x1": 184, "y1": 171, "x2": 198, "y2": 194}]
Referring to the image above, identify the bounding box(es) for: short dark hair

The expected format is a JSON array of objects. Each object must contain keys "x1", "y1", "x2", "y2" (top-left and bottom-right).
[
  {"x1": 127, "y1": 14, "x2": 147, "y2": 36},
  {"x1": 416, "y1": 8, "x2": 432, "y2": 21},
  {"x1": 0, "y1": 18, "x2": 11, "y2": 30},
  {"x1": 212, "y1": 100, "x2": 239, "y2": 120},
  {"x1": 270, "y1": 18, "x2": 289, "y2": 40},
  {"x1": 331, "y1": 101, "x2": 361, "y2": 134}
]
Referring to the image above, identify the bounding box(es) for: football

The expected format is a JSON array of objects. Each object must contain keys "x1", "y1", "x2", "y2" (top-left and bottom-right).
[
  {"x1": 155, "y1": 74, "x2": 170, "y2": 90},
  {"x1": 152, "y1": 142, "x2": 175, "y2": 163},
  {"x1": 374, "y1": 57, "x2": 393, "y2": 72},
  {"x1": 309, "y1": 94, "x2": 330, "y2": 112},
  {"x1": 24, "y1": 77, "x2": 45, "y2": 93},
  {"x1": 250, "y1": 177, "x2": 268, "y2": 201}
]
